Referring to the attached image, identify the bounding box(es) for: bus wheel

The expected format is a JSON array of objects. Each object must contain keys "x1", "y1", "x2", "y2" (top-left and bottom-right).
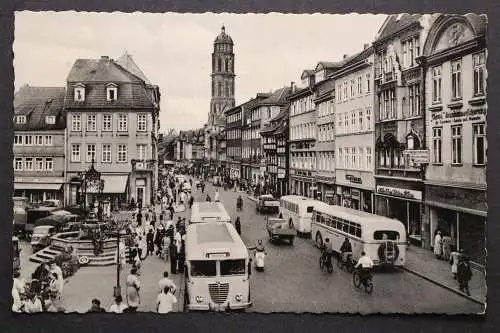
[{"x1": 315, "y1": 232, "x2": 323, "y2": 248}]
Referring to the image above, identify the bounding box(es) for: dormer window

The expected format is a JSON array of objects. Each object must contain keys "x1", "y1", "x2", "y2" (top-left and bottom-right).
[
  {"x1": 45, "y1": 116, "x2": 56, "y2": 124},
  {"x1": 106, "y1": 83, "x2": 118, "y2": 101},
  {"x1": 15, "y1": 116, "x2": 26, "y2": 124},
  {"x1": 74, "y1": 83, "x2": 85, "y2": 102}
]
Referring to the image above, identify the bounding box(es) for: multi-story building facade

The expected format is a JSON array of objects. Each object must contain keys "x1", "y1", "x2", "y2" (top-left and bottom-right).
[
  {"x1": 13, "y1": 86, "x2": 66, "y2": 203},
  {"x1": 421, "y1": 14, "x2": 487, "y2": 264},
  {"x1": 205, "y1": 26, "x2": 236, "y2": 175},
  {"x1": 289, "y1": 71, "x2": 316, "y2": 197},
  {"x1": 174, "y1": 129, "x2": 205, "y2": 162},
  {"x1": 241, "y1": 93, "x2": 271, "y2": 183},
  {"x1": 261, "y1": 104, "x2": 290, "y2": 196},
  {"x1": 225, "y1": 99, "x2": 252, "y2": 181},
  {"x1": 65, "y1": 54, "x2": 161, "y2": 209},
  {"x1": 373, "y1": 14, "x2": 438, "y2": 246},
  {"x1": 314, "y1": 75, "x2": 336, "y2": 204},
  {"x1": 333, "y1": 46, "x2": 375, "y2": 212}
]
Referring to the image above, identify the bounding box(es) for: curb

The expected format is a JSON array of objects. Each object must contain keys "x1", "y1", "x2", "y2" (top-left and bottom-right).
[
  {"x1": 399, "y1": 266, "x2": 485, "y2": 306},
  {"x1": 247, "y1": 196, "x2": 258, "y2": 203}
]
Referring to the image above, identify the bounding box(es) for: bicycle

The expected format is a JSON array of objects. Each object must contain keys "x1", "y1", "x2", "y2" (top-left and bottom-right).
[
  {"x1": 319, "y1": 253, "x2": 334, "y2": 273},
  {"x1": 337, "y1": 252, "x2": 355, "y2": 273},
  {"x1": 353, "y1": 268, "x2": 373, "y2": 294}
]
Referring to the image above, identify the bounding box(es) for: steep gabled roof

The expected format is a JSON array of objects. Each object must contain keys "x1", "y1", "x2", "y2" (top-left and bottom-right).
[
  {"x1": 116, "y1": 52, "x2": 152, "y2": 85},
  {"x1": 14, "y1": 85, "x2": 66, "y2": 131},
  {"x1": 375, "y1": 14, "x2": 422, "y2": 43},
  {"x1": 257, "y1": 86, "x2": 292, "y2": 106},
  {"x1": 67, "y1": 57, "x2": 143, "y2": 83}
]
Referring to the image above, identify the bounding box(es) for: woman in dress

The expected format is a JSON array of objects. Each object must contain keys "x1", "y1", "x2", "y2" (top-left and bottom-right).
[
  {"x1": 433, "y1": 230, "x2": 442, "y2": 259},
  {"x1": 126, "y1": 268, "x2": 141, "y2": 312}
]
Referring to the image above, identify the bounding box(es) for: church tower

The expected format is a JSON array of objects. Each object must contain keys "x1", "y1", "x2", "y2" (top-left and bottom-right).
[{"x1": 208, "y1": 25, "x2": 235, "y2": 126}]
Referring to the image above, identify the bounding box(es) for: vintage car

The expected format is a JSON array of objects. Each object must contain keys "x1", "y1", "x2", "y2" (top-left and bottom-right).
[
  {"x1": 31, "y1": 225, "x2": 57, "y2": 252},
  {"x1": 266, "y1": 217, "x2": 296, "y2": 245},
  {"x1": 256, "y1": 194, "x2": 280, "y2": 214}
]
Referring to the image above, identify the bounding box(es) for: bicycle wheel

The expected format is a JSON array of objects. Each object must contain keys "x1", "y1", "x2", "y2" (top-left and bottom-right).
[
  {"x1": 327, "y1": 264, "x2": 333, "y2": 274},
  {"x1": 353, "y1": 272, "x2": 361, "y2": 288},
  {"x1": 337, "y1": 256, "x2": 343, "y2": 269},
  {"x1": 319, "y1": 257, "x2": 324, "y2": 270}
]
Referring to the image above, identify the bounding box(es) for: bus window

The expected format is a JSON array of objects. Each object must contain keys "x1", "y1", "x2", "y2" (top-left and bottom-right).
[
  {"x1": 190, "y1": 260, "x2": 217, "y2": 277},
  {"x1": 349, "y1": 224, "x2": 356, "y2": 236},
  {"x1": 355, "y1": 225, "x2": 362, "y2": 238},
  {"x1": 220, "y1": 259, "x2": 246, "y2": 276},
  {"x1": 306, "y1": 206, "x2": 314, "y2": 213},
  {"x1": 373, "y1": 230, "x2": 400, "y2": 241},
  {"x1": 337, "y1": 221, "x2": 343, "y2": 231},
  {"x1": 342, "y1": 223, "x2": 349, "y2": 233}
]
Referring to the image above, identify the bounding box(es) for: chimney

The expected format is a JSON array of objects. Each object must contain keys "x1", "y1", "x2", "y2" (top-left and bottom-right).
[
  {"x1": 343, "y1": 54, "x2": 348, "y2": 59},
  {"x1": 101, "y1": 56, "x2": 109, "y2": 60},
  {"x1": 364, "y1": 43, "x2": 370, "y2": 50},
  {"x1": 291, "y1": 81, "x2": 296, "y2": 93}
]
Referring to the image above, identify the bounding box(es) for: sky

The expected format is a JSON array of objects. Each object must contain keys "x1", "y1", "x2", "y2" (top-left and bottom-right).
[{"x1": 14, "y1": 12, "x2": 387, "y2": 132}]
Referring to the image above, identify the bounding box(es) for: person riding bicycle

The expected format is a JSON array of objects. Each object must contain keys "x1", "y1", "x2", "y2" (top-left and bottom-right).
[
  {"x1": 339, "y1": 237, "x2": 353, "y2": 264},
  {"x1": 354, "y1": 251, "x2": 374, "y2": 282},
  {"x1": 321, "y1": 238, "x2": 334, "y2": 268}
]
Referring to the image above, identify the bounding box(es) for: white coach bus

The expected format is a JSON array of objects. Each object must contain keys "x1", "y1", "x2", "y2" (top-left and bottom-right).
[
  {"x1": 311, "y1": 202, "x2": 407, "y2": 267},
  {"x1": 190, "y1": 202, "x2": 231, "y2": 224},
  {"x1": 184, "y1": 222, "x2": 252, "y2": 311},
  {"x1": 279, "y1": 195, "x2": 321, "y2": 236}
]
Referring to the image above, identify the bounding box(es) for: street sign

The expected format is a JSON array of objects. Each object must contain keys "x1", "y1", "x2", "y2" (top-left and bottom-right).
[{"x1": 404, "y1": 150, "x2": 429, "y2": 165}]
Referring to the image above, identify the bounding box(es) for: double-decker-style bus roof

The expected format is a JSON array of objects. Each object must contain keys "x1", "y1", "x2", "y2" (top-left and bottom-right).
[{"x1": 186, "y1": 222, "x2": 248, "y2": 260}]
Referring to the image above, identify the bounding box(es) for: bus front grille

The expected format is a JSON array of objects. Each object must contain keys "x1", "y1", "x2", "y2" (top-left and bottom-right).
[{"x1": 208, "y1": 283, "x2": 229, "y2": 304}]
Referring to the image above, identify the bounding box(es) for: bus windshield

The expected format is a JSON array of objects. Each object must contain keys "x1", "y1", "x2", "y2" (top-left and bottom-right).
[
  {"x1": 374, "y1": 230, "x2": 400, "y2": 241},
  {"x1": 220, "y1": 259, "x2": 246, "y2": 276},
  {"x1": 190, "y1": 260, "x2": 217, "y2": 277}
]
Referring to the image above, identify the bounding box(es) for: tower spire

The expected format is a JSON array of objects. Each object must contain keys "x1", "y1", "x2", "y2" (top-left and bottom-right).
[{"x1": 221, "y1": 25, "x2": 225, "y2": 34}]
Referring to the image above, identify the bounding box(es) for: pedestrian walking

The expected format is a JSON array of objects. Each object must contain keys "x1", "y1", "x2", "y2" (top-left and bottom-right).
[
  {"x1": 169, "y1": 241, "x2": 178, "y2": 274},
  {"x1": 206, "y1": 194, "x2": 211, "y2": 202},
  {"x1": 214, "y1": 189, "x2": 220, "y2": 202},
  {"x1": 49, "y1": 261, "x2": 64, "y2": 297},
  {"x1": 201, "y1": 183, "x2": 205, "y2": 193},
  {"x1": 109, "y1": 295, "x2": 128, "y2": 313},
  {"x1": 235, "y1": 216, "x2": 241, "y2": 235},
  {"x1": 158, "y1": 271, "x2": 177, "y2": 294},
  {"x1": 87, "y1": 298, "x2": 106, "y2": 313},
  {"x1": 457, "y1": 255, "x2": 473, "y2": 296},
  {"x1": 450, "y1": 249, "x2": 462, "y2": 279},
  {"x1": 433, "y1": 230, "x2": 442, "y2": 259},
  {"x1": 156, "y1": 286, "x2": 177, "y2": 314},
  {"x1": 189, "y1": 195, "x2": 194, "y2": 209},
  {"x1": 126, "y1": 268, "x2": 141, "y2": 312},
  {"x1": 146, "y1": 229, "x2": 155, "y2": 256},
  {"x1": 161, "y1": 234, "x2": 170, "y2": 260},
  {"x1": 441, "y1": 234, "x2": 452, "y2": 261}
]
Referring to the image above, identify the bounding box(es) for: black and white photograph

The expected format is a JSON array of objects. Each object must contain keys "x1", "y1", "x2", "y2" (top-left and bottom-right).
[{"x1": 11, "y1": 11, "x2": 487, "y2": 314}]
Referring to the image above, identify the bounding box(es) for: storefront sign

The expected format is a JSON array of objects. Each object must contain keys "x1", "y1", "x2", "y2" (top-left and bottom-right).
[
  {"x1": 345, "y1": 174, "x2": 362, "y2": 184},
  {"x1": 403, "y1": 150, "x2": 429, "y2": 165},
  {"x1": 325, "y1": 191, "x2": 334, "y2": 198},
  {"x1": 336, "y1": 186, "x2": 342, "y2": 195},
  {"x1": 376, "y1": 185, "x2": 422, "y2": 201},
  {"x1": 351, "y1": 189, "x2": 360, "y2": 199},
  {"x1": 431, "y1": 108, "x2": 486, "y2": 125},
  {"x1": 278, "y1": 168, "x2": 286, "y2": 179}
]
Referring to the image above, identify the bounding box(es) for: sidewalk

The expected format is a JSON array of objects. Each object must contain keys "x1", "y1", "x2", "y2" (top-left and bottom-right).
[{"x1": 402, "y1": 245, "x2": 486, "y2": 305}]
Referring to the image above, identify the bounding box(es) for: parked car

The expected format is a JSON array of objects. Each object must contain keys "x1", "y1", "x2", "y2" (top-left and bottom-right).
[
  {"x1": 40, "y1": 199, "x2": 62, "y2": 208},
  {"x1": 25, "y1": 206, "x2": 60, "y2": 240},
  {"x1": 266, "y1": 217, "x2": 296, "y2": 245},
  {"x1": 31, "y1": 225, "x2": 56, "y2": 252},
  {"x1": 256, "y1": 194, "x2": 280, "y2": 214}
]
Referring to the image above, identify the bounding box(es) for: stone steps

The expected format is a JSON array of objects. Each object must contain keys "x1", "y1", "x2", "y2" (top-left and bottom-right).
[{"x1": 29, "y1": 246, "x2": 131, "y2": 266}]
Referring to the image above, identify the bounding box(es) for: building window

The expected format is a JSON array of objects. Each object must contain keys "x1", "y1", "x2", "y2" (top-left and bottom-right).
[
  {"x1": 45, "y1": 158, "x2": 53, "y2": 171},
  {"x1": 350, "y1": 79, "x2": 355, "y2": 97},
  {"x1": 137, "y1": 114, "x2": 147, "y2": 132},
  {"x1": 44, "y1": 135, "x2": 52, "y2": 146},
  {"x1": 451, "y1": 125, "x2": 462, "y2": 165},
  {"x1": 106, "y1": 84, "x2": 118, "y2": 101},
  {"x1": 366, "y1": 108, "x2": 372, "y2": 131},
  {"x1": 74, "y1": 86, "x2": 85, "y2": 101},
  {"x1": 86, "y1": 114, "x2": 97, "y2": 131},
  {"x1": 15, "y1": 116, "x2": 26, "y2": 124},
  {"x1": 24, "y1": 157, "x2": 33, "y2": 171},
  {"x1": 137, "y1": 144, "x2": 147, "y2": 160},
  {"x1": 35, "y1": 135, "x2": 43, "y2": 145},
  {"x1": 14, "y1": 135, "x2": 23, "y2": 145},
  {"x1": 366, "y1": 73, "x2": 371, "y2": 93},
  {"x1": 14, "y1": 157, "x2": 23, "y2": 171},
  {"x1": 118, "y1": 114, "x2": 128, "y2": 132},
  {"x1": 102, "y1": 144, "x2": 111, "y2": 163},
  {"x1": 357, "y1": 76, "x2": 362, "y2": 94},
  {"x1": 71, "y1": 114, "x2": 81, "y2": 131},
  {"x1": 408, "y1": 84, "x2": 420, "y2": 117},
  {"x1": 87, "y1": 144, "x2": 96, "y2": 162},
  {"x1": 359, "y1": 110, "x2": 364, "y2": 131},
  {"x1": 366, "y1": 147, "x2": 372, "y2": 170},
  {"x1": 402, "y1": 36, "x2": 420, "y2": 68},
  {"x1": 390, "y1": 89, "x2": 396, "y2": 119},
  {"x1": 102, "y1": 114, "x2": 112, "y2": 131},
  {"x1": 451, "y1": 60, "x2": 462, "y2": 100},
  {"x1": 25, "y1": 135, "x2": 32, "y2": 145},
  {"x1": 45, "y1": 116, "x2": 56, "y2": 124},
  {"x1": 432, "y1": 66, "x2": 442, "y2": 103},
  {"x1": 35, "y1": 158, "x2": 44, "y2": 171},
  {"x1": 432, "y1": 127, "x2": 442, "y2": 164},
  {"x1": 473, "y1": 123, "x2": 486, "y2": 165},
  {"x1": 352, "y1": 147, "x2": 357, "y2": 169},
  {"x1": 117, "y1": 144, "x2": 128, "y2": 163},
  {"x1": 71, "y1": 144, "x2": 81, "y2": 162},
  {"x1": 473, "y1": 52, "x2": 486, "y2": 96}
]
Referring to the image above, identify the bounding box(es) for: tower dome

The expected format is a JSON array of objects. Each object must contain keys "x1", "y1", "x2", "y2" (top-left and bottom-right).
[{"x1": 214, "y1": 25, "x2": 233, "y2": 44}]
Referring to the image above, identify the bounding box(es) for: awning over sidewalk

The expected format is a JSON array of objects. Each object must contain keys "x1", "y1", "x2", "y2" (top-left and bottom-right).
[
  {"x1": 14, "y1": 183, "x2": 62, "y2": 191},
  {"x1": 101, "y1": 175, "x2": 128, "y2": 194}
]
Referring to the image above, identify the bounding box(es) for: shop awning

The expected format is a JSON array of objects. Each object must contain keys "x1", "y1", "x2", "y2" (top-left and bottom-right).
[
  {"x1": 425, "y1": 200, "x2": 487, "y2": 217},
  {"x1": 101, "y1": 175, "x2": 128, "y2": 194},
  {"x1": 14, "y1": 183, "x2": 62, "y2": 191}
]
